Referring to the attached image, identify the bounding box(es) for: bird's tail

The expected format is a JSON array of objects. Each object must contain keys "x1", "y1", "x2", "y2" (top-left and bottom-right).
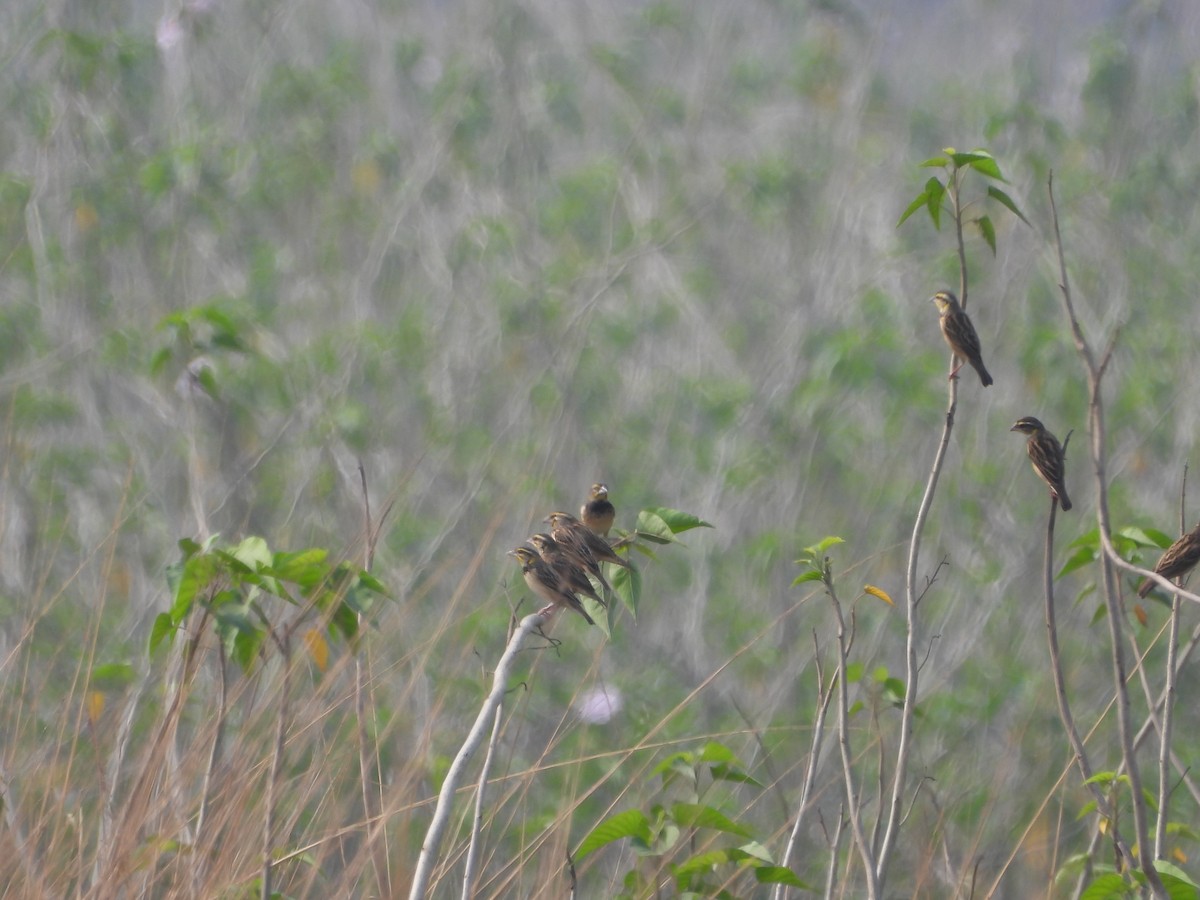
[{"x1": 973, "y1": 359, "x2": 994, "y2": 387}]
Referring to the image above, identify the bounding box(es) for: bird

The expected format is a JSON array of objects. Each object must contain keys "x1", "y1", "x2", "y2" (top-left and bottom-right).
[
  {"x1": 528, "y1": 533, "x2": 607, "y2": 608},
  {"x1": 931, "y1": 290, "x2": 993, "y2": 387},
  {"x1": 508, "y1": 546, "x2": 595, "y2": 625},
  {"x1": 1011, "y1": 416, "x2": 1072, "y2": 511},
  {"x1": 547, "y1": 511, "x2": 632, "y2": 571},
  {"x1": 1137, "y1": 522, "x2": 1200, "y2": 598},
  {"x1": 581, "y1": 483, "x2": 616, "y2": 536}
]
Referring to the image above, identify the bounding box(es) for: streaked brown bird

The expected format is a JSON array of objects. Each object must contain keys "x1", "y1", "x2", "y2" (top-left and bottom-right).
[
  {"x1": 581, "y1": 483, "x2": 616, "y2": 536},
  {"x1": 547, "y1": 511, "x2": 632, "y2": 571},
  {"x1": 1137, "y1": 522, "x2": 1200, "y2": 598},
  {"x1": 1011, "y1": 416, "x2": 1072, "y2": 511},
  {"x1": 508, "y1": 546, "x2": 595, "y2": 625},
  {"x1": 528, "y1": 533, "x2": 607, "y2": 608},
  {"x1": 932, "y1": 290, "x2": 993, "y2": 387}
]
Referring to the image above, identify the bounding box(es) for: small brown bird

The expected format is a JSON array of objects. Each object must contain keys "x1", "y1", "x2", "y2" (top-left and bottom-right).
[
  {"x1": 932, "y1": 290, "x2": 993, "y2": 387},
  {"x1": 581, "y1": 483, "x2": 616, "y2": 536},
  {"x1": 1011, "y1": 416, "x2": 1072, "y2": 511},
  {"x1": 1137, "y1": 522, "x2": 1200, "y2": 598},
  {"x1": 528, "y1": 533, "x2": 607, "y2": 608},
  {"x1": 508, "y1": 546, "x2": 595, "y2": 625},
  {"x1": 547, "y1": 512, "x2": 632, "y2": 571}
]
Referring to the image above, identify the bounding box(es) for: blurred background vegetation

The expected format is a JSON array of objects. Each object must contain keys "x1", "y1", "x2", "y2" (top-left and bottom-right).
[{"x1": 2, "y1": 0, "x2": 1200, "y2": 895}]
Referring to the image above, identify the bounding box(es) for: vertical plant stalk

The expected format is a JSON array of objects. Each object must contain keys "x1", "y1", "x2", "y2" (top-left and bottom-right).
[
  {"x1": 409, "y1": 612, "x2": 546, "y2": 900},
  {"x1": 261, "y1": 633, "x2": 292, "y2": 900},
  {"x1": 826, "y1": 568, "x2": 879, "y2": 900},
  {"x1": 461, "y1": 702, "x2": 505, "y2": 900},
  {"x1": 1155, "y1": 472, "x2": 1186, "y2": 859},
  {"x1": 356, "y1": 463, "x2": 392, "y2": 896},
  {"x1": 1047, "y1": 174, "x2": 1165, "y2": 896},
  {"x1": 878, "y1": 165, "x2": 969, "y2": 888},
  {"x1": 191, "y1": 641, "x2": 229, "y2": 894},
  {"x1": 1039, "y1": 494, "x2": 1131, "y2": 862},
  {"x1": 774, "y1": 633, "x2": 834, "y2": 900}
]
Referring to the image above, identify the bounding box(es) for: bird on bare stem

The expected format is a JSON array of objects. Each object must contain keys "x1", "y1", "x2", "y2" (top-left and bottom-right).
[
  {"x1": 508, "y1": 545, "x2": 595, "y2": 625},
  {"x1": 1011, "y1": 416, "x2": 1072, "y2": 511},
  {"x1": 1137, "y1": 522, "x2": 1200, "y2": 598},
  {"x1": 931, "y1": 290, "x2": 993, "y2": 387}
]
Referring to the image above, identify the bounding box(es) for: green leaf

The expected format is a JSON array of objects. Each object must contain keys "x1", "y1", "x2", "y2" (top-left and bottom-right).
[
  {"x1": 231, "y1": 536, "x2": 272, "y2": 570},
  {"x1": 710, "y1": 764, "x2": 764, "y2": 788},
  {"x1": 634, "y1": 510, "x2": 675, "y2": 543},
  {"x1": 754, "y1": 866, "x2": 810, "y2": 888},
  {"x1": 1121, "y1": 526, "x2": 1174, "y2": 549},
  {"x1": 647, "y1": 507, "x2": 713, "y2": 534},
  {"x1": 149, "y1": 612, "x2": 175, "y2": 654},
  {"x1": 611, "y1": 562, "x2": 641, "y2": 618},
  {"x1": 791, "y1": 570, "x2": 823, "y2": 586},
  {"x1": 976, "y1": 214, "x2": 996, "y2": 255},
  {"x1": 803, "y1": 535, "x2": 844, "y2": 556},
  {"x1": 1079, "y1": 872, "x2": 1131, "y2": 900},
  {"x1": 670, "y1": 803, "x2": 753, "y2": 838},
  {"x1": 672, "y1": 849, "x2": 732, "y2": 881},
  {"x1": 918, "y1": 155, "x2": 949, "y2": 169},
  {"x1": 269, "y1": 548, "x2": 330, "y2": 588},
  {"x1": 924, "y1": 177, "x2": 944, "y2": 229},
  {"x1": 1058, "y1": 545, "x2": 1098, "y2": 578},
  {"x1": 1152, "y1": 860, "x2": 1198, "y2": 889},
  {"x1": 986, "y1": 185, "x2": 1030, "y2": 225},
  {"x1": 697, "y1": 741, "x2": 742, "y2": 766},
  {"x1": 577, "y1": 809, "x2": 652, "y2": 859},
  {"x1": 90, "y1": 662, "x2": 137, "y2": 690},
  {"x1": 963, "y1": 153, "x2": 1004, "y2": 181},
  {"x1": 896, "y1": 190, "x2": 929, "y2": 228},
  {"x1": 846, "y1": 662, "x2": 865, "y2": 682}
]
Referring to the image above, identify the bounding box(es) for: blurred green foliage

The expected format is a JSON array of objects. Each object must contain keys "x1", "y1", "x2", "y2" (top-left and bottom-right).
[{"x1": 2, "y1": 0, "x2": 1200, "y2": 895}]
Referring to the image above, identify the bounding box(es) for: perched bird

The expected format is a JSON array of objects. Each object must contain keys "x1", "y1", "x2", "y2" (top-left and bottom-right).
[
  {"x1": 528, "y1": 533, "x2": 607, "y2": 608},
  {"x1": 1011, "y1": 416, "x2": 1072, "y2": 511},
  {"x1": 508, "y1": 546, "x2": 595, "y2": 625},
  {"x1": 1137, "y1": 522, "x2": 1200, "y2": 598},
  {"x1": 547, "y1": 511, "x2": 632, "y2": 571},
  {"x1": 581, "y1": 483, "x2": 616, "y2": 536},
  {"x1": 931, "y1": 290, "x2": 993, "y2": 387}
]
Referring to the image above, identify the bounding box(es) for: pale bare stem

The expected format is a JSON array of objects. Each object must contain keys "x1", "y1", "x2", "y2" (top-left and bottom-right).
[
  {"x1": 776, "y1": 632, "x2": 835, "y2": 900},
  {"x1": 827, "y1": 568, "x2": 879, "y2": 899},
  {"x1": 462, "y1": 615, "x2": 517, "y2": 900},
  {"x1": 1047, "y1": 173, "x2": 1166, "y2": 897},
  {"x1": 1153, "y1": 468, "x2": 1187, "y2": 859},
  {"x1": 821, "y1": 806, "x2": 847, "y2": 900},
  {"x1": 409, "y1": 613, "x2": 547, "y2": 900},
  {"x1": 1041, "y1": 499, "x2": 1132, "y2": 862},
  {"x1": 879, "y1": 217, "x2": 965, "y2": 893}
]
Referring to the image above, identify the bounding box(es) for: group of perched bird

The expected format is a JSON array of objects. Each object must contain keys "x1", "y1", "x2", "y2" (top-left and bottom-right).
[
  {"x1": 508, "y1": 484, "x2": 631, "y2": 626},
  {"x1": 933, "y1": 289, "x2": 1072, "y2": 511},
  {"x1": 933, "y1": 288, "x2": 1199, "y2": 597}
]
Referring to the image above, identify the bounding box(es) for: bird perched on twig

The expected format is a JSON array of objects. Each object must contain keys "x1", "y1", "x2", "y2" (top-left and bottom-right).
[
  {"x1": 1137, "y1": 522, "x2": 1200, "y2": 598},
  {"x1": 508, "y1": 545, "x2": 595, "y2": 625},
  {"x1": 1011, "y1": 416, "x2": 1072, "y2": 511},
  {"x1": 931, "y1": 290, "x2": 993, "y2": 387},
  {"x1": 528, "y1": 532, "x2": 607, "y2": 609},
  {"x1": 547, "y1": 511, "x2": 632, "y2": 571},
  {"x1": 581, "y1": 483, "x2": 616, "y2": 536}
]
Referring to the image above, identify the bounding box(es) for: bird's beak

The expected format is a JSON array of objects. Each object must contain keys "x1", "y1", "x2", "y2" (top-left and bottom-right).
[
  {"x1": 1009, "y1": 424, "x2": 1020, "y2": 432},
  {"x1": 506, "y1": 548, "x2": 519, "y2": 557}
]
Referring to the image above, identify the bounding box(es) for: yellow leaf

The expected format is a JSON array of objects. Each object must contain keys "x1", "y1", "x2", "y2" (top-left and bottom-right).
[
  {"x1": 351, "y1": 160, "x2": 381, "y2": 196},
  {"x1": 1134, "y1": 604, "x2": 1148, "y2": 627},
  {"x1": 863, "y1": 584, "x2": 893, "y2": 606},
  {"x1": 1173, "y1": 846, "x2": 1187, "y2": 864},
  {"x1": 87, "y1": 691, "x2": 105, "y2": 725},
  {"x1": 304, "y1": 628, "x2": 329, "y2": 673}
]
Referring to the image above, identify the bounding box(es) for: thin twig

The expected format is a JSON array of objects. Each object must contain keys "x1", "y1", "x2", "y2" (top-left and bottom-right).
[{"x1": 1155, "y1": 466, "x2": 1186, "y2": 858}]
